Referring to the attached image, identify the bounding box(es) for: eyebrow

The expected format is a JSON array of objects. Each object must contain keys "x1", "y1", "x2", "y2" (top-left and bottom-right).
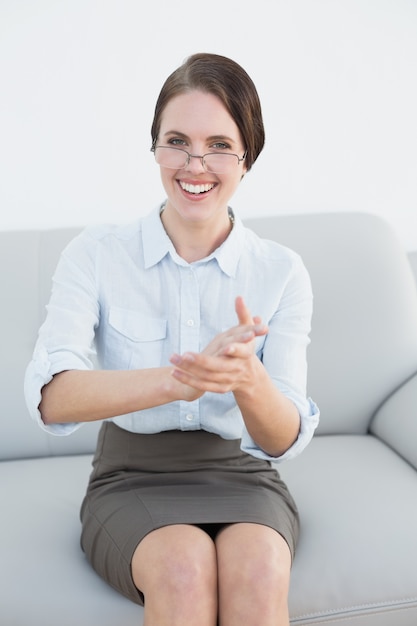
[{"x1": 163, "y1": 130, "x2": 238, "y2": 145}]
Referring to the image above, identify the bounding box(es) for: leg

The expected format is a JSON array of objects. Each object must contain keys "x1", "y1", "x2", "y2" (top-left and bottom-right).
[
  {"x1": 216, "y1": 522, "x2": 292, "y2": 626},
  {"x1": 131, "y1": 524, "x2": 218, "y2": 626}
]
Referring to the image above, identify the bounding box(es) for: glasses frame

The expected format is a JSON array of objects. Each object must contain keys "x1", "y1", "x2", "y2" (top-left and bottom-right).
[{"x1": 151, "y1": 145, "x2": 247, "y2": 174}]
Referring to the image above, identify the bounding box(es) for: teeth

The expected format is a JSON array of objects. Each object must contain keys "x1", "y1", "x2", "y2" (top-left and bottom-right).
[{"x1": 180, "y1": 182, "x2": 214, "y2": 194}]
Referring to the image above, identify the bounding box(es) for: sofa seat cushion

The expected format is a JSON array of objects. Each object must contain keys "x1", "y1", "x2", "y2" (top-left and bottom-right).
[
  {"x1": 1, "y1": 437, "x2": 417, "y2": 626},
  {"x1": 279, "y1": 435, "x2": 417, "y2": 625},
  {"x1": 0, "y1": 454, "x2": 141, "y2": 626}
]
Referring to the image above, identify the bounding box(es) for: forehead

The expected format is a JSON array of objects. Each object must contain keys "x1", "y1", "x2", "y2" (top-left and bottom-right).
[{"x1": 159, "y1": 90, "x2": 241, "y2": 141}]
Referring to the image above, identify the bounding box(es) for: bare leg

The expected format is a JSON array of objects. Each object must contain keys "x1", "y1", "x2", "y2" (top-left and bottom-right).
[
  {"x1": 216, "y1": 523, "x2": 292, "y2": 626},
  {"x1": 131, "y1": 524, "x2": 218, "y2": 626}
]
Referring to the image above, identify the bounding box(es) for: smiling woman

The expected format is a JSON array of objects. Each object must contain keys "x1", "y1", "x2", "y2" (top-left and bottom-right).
[
  {"x1": 150, "y1": 52, "x2": 265, "y2": 172},
  {"x1": 25, "y1": 52, "x2": 319, "y2": 626},
  {"x1": 155, "y1": 89, "x2": 248, "y2": 253}
]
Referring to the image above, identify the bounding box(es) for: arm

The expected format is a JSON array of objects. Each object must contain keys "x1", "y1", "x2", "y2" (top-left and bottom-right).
[
  {"x1": 39, "y1": 299, "x2": 268, "y2": 425},
  {"x1": 39, "y1": 367, "x2": 202, "y2": 425},
  {"x1": 170, "y1": 297, "x2": 300, "y2": 457},
  {"x1": 230, "y1": 298, "x2": 300, "y2": 456},
  {"x1": 28, "y1": 228, "x2": 203, "y2": 427}
]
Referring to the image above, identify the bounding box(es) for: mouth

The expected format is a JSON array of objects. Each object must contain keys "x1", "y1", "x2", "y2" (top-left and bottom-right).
[{"x1": 179, "y1": 181, "x2": 216, "y2": 195}]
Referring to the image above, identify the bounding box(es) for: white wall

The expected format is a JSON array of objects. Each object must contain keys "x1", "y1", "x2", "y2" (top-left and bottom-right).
[{"x1": 1, "y1": 0, "x2": 416, "y2": 249}]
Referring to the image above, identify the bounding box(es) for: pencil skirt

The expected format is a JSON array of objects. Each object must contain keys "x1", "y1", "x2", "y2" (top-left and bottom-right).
[{"x1": 80, "y1": 421, "x2": 299, "y2": 605}]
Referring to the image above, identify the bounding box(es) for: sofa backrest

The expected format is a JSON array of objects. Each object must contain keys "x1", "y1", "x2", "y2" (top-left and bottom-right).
[
  {"x1": 0, "y1": 228, "x2": 101, "y2": 461},
  {"x1": 1, "y1": 213, "x2": 417, "y2": 460},
  {"x1": 246, "y1": 212, "x2": 417, "y2": 435}
]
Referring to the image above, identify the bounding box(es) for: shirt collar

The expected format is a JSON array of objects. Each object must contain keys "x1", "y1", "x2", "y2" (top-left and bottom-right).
[
  {"x1": 142, "y1": 205, "x2": 174, "y2": 268},
  {"x1": 211, "y1": 210, "x2": 244, "y2": 277},
  {"x1": 141, "y1": 204, "x2": 244, "y2": 277}
]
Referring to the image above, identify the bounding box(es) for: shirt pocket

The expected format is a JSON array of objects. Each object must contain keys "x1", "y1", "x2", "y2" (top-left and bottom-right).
[{"x1": 107, "y1": 306, "x2": 167, "y2": 368}]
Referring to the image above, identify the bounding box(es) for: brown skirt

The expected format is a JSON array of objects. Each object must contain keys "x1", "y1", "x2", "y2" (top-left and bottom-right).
[{"x1": 80, "y1": 421, "x2": 299, "y2": 605}]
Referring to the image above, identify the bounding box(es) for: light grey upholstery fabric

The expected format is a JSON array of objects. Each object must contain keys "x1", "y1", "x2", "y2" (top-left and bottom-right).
[
  {"x1": 0, "y1": 455, "x2": 140, "y2": 626},
  {"x1": 0, "y1": 228, "x2": 100, "y2": 460},
  {"x1": 280, "y1": 436, "x2": 417, "y2": 625},
  {"x1": 246, "y1": 213, "x2": 417, "y2": 435},
  {"x1": 1, "y1": 213, "x2": 417, "y2": 625},
  {"x1": 407, "y1": 250, "x2": 417, "y2": 289},
  {"x1": 371, "y1": 371, "x2": 417, "y2": 469}
]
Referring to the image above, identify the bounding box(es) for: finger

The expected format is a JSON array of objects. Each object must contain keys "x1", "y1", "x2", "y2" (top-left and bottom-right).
[
  {"x1": 235, "y1": 297, "x2": 266, "y2": 333},
  {"x1": 220, "y1": 341, "x2": 256, "y2": 357},
  {"x1": 235, "y1": 296, "x2": 253, "y2": 326},
  {"x1": 170, "y1": 352, "x2": 195, "y2": 367},
  {"x1": 170, "y1": 352, "x2": 216, "y2": 376},
  {"x1": 171, "y1": 351, "x2": 248, "y2": 379},
  {"x1": 171, "y1": 367, "x2": 233, "y2": 394},
  {"x1": 170, "y1": 355, "x2": 246, "y2": 393}
]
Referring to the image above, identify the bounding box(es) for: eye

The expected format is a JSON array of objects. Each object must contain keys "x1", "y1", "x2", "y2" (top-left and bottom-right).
[
  {"x1": 168, "y1": 137, "x2": 187, "y2": 147},
  {"x1": 211, "y1": 141, "x2": 231, "y2": 151}
]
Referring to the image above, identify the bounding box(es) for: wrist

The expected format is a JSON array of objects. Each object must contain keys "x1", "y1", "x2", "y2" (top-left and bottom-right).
[{"x1": 164, "y1": 367, "x2": 203, "y2": 402}]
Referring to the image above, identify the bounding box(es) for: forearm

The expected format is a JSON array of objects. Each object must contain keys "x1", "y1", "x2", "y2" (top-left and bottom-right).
[
  {"x1": 233, "y1": 359, "x2": 300, "y2": 457},
  {"x1": 39, "y1": 367, "x2": 196, "y2": 425}
]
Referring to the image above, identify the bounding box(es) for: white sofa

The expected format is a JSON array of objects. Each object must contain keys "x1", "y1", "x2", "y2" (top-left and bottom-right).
[{"x1": 1, "y1": 212, "x2": 417, "y2": 626}]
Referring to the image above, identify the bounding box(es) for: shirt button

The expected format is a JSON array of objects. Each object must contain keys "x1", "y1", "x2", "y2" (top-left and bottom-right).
[
  {"x1": 186, "y1": 319, "x2": 194, "y2": 327},
  {"x1": 185, "y1": 414, "x2": 194, "y2": 421}
]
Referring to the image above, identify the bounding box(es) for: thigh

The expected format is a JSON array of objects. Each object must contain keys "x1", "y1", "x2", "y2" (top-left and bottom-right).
[
  {"x1": 215, "y1": 523, "x2": 292, "y2": 625},
  {"x1": 132, "y1": 524, "x2": 219, "y2": 626}
]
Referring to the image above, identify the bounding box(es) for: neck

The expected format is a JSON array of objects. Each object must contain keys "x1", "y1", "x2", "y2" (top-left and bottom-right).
[{"x1": 160, "y1": 206, "x2": 234, "y2": 263}]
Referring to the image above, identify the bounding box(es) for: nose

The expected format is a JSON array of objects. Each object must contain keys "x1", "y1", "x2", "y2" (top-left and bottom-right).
[{"x1": 184, "y1": 153, "x2": 206, "y2": 174}]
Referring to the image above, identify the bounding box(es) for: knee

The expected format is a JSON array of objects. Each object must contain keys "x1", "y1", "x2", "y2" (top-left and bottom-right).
[
  {"x1": 217, "y1": 525, "x2": 292, "y2": 597},
  {"x1": 132, "y1": 525, "x2": 217, "y2": 600},
  {"x1": 164, "y1": 549, "x2": 216, "y2": 598},
  {"x1": 234, "y1": 547, "x2": 289, "y2": 597}
]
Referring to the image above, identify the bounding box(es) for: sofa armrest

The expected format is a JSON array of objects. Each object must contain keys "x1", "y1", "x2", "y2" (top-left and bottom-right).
[
  {"x1": 370, "y1": 371, "x2": 417, "y2": 469},
  {"x1": 408, "y1": 250, "x2": 417, "y2": 289}
]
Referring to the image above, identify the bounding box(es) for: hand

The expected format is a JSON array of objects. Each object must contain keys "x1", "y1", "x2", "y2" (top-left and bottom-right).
[
  {"x1": 168, "y1": 371, "x2": 205, "y2": 403},
  {"x1": 197, "y1": 295, "x2": 266, "y2": 360},
  {"x1": 169, "y1": 297, "x2": 268, "y2": 394}
]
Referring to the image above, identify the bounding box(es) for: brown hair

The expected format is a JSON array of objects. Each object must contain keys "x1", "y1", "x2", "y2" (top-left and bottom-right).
[{"x1": 151, "y1": 53, "x2": 265, "y2": 171}]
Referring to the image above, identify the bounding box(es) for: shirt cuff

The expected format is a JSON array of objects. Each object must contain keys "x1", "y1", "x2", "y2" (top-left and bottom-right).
[
  {"x1": 24, "y1": 345, "x2": 85, "y2": 436},
  {"x1": 240, "y1": 397, "x2": 320, "y2": 462}
]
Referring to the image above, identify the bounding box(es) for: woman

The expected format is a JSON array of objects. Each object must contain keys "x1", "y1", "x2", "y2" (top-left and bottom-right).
[{"x1": 25, "y1": 53, "x2": 319, "y2": 625}]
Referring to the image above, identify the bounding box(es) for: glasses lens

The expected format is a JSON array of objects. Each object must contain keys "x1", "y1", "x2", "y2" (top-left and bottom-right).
[
  {"x1": 153, "y1": 146, "x2": 243, "y2": 173},
  {"x1": 203, "y1": 153, "x2": 239, "y2": 173},
  {"x1": 154, "y1": 147, "x2": 188, "y2": 169}
]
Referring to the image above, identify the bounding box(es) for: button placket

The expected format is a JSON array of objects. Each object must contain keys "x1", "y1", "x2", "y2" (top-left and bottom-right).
[{"x1": 179, "y1": 266, "x2": 201, "y2": 429}]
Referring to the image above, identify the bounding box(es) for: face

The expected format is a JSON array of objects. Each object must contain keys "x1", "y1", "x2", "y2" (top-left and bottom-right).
[{"x1": 156, "y1": 90, "x2": 247, "y2": 226}]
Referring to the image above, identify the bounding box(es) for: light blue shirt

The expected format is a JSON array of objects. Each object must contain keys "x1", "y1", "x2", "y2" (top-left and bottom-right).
[{"x1": 24, "y1": 205, "x2": 319, "y2": 462}]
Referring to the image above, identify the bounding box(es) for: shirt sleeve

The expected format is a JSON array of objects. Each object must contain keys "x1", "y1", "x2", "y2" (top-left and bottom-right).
[
  {"x1": 24, "y1": 230, "x2": 100, "y2": 436},
  {"x1": 240, "y1": 252, "x2": 320, "y2": 462},
  {"x1": 240, "y1": 396, "x2": 320, "y2": 462}
]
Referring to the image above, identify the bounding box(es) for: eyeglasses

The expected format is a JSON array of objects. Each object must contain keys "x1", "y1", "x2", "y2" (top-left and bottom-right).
[{"x1": 151, "y1": 145, "x2": 246, "y2": 174}]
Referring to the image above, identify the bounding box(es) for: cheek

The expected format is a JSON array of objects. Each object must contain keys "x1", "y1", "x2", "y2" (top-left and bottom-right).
[{"x1": 159, "y1": 168, "x2": 175, "y2": 190}]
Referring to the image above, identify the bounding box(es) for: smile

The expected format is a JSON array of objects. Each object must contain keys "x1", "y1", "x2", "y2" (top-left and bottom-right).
[{"x1": 179, "y1": 181, "x2": 215, "y2": 195}]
